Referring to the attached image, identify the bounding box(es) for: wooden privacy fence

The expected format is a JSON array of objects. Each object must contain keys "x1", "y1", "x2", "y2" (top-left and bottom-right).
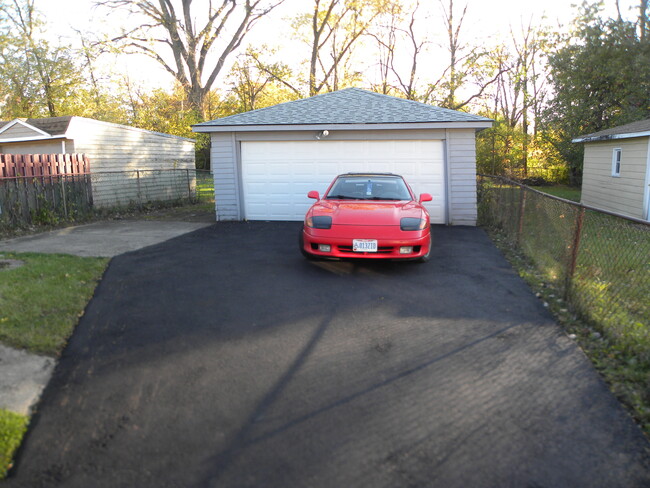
[
  {"x1": 0, "y1": 153, "x2": 90, "y2": 178},
  {"x1": 0, "y1": 154, "x2": 93, "y2": 226}
]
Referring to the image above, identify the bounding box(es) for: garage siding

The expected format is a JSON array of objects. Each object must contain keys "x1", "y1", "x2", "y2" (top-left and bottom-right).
[
  {"x1": 448, "y1": 130, "x2": 478, "y2": 225},
  {"x1": 69, "y1": 119, "x2": 195, "y2": 173},
  {"x1": 211, "y1": 133, "x2": 240, "y2": 220}
]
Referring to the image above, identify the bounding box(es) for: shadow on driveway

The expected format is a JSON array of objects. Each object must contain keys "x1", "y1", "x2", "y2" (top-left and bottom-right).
[{"x1": 7, "y1": 222, "x2": 650, "y2": 487}]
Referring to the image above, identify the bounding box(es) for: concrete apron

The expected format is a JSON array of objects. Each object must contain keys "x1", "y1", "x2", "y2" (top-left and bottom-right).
[
  {"x1": 0, "y1": 220, "x2": 212, "y2": 415},
  {"x1": 0, "y1": 220, "x2": 212, "y2": 258}
]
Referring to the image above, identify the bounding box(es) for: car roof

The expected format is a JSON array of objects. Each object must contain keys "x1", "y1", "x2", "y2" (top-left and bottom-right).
[{"x1": 337, "y1": 173, "x2": 401, "y2": 177}]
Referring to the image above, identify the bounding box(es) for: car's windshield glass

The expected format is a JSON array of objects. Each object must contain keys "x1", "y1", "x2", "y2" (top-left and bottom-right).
[{"x1": 326, "y1": 176, "x2": 412, "y2": 201}]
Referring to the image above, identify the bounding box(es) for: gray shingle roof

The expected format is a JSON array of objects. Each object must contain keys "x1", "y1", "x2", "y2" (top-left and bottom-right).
[
  {"x1": 27, "y1": 116, "x2": 74, "y2": 135},
  {"x1": 0, "y1": 116, "x2": 73, "y2": 136},
  {"x1": 195, "y1": 88, "x2": 491, "y2": 128},
  {"x1": 573, "y1": 118, "x2": 650, "y2": 142}
]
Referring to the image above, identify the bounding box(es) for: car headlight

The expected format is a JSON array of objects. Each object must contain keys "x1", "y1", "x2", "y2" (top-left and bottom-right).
[
  {"x1": 400, "y1": 217, "x2": 427, "y2": 231},
  {"x1": 306, "y1": 215, "x2": 332, "y2": 229}
]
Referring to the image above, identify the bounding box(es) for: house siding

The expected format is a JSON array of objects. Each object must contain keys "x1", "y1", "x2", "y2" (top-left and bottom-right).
[
  {"x1": 0, "y1": 140, "x2": 68, "y2": 154},
  {"x1": 0, "y1": 123, "x2": 44, "y2": 139},
  {"x1": 210, "y1": 128, "x2": 480, "y2": 225},
  {"x1": 67, "y1": 118, "x2": 195, "y2": 207},
  {"x1": 68, "y1": 118, "x2": 194, "y2": 172},
  {"x1": 581, "y1": 137, "x2": 649, "y2": 219}
]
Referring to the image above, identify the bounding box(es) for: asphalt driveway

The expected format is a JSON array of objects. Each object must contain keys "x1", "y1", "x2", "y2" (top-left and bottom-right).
[{"x1": 7, "y1": 222, "x2": 650, "y2": 487}]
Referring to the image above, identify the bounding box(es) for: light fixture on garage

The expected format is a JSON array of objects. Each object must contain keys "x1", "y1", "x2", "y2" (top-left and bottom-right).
[{"x1": 315, "y1": 130, "x2": 330, "y2": 140}]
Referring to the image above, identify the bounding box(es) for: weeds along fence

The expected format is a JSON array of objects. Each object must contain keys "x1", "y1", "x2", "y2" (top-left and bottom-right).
[
  {"x1": 494, "y1": 164, "x2": 570, "y2": 184},
  {"x1": 477, "y1": 175, "x2": 649, "y2": 359},
  {"x1": 0, "y1": 168, "x2": 214, "y2": 230}
]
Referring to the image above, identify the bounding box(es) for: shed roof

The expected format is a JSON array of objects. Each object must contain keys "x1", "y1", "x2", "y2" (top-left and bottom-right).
[
  {"x1": 0, "y1": 116, "x2": 73, "y2": 136},
  {"x1": 194, "y1": 88, "x2": 492, "y2": 132},
  {"x1": 573, "y1": 118, "x2": 650, "y2": 143},
  {"x1": 0, "y1": 116, "x2": 195, "y2": 143}
]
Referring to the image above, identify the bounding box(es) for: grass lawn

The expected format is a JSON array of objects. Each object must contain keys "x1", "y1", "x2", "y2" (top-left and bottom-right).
[
  {"x1": 0, "y1": 410, "x2": 28, "y2": 478},
  {"x1": 0, "y1": 253, "x2": 108, "y2": 355},
  {"x1": 531, "y1": 184, "x2": 581, "y2": 202},
  {"x1": 0, "y1": 252, "x2": 107, "y2": 479}
]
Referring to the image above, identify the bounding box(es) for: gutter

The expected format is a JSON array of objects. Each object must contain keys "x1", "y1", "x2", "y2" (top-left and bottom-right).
[{"x1": 573, "y1": 130, "x2": 650, "y2": 143}]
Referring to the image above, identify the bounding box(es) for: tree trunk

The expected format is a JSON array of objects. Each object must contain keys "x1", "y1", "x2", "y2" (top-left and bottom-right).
[{"x1": 640, "y1": 0, "x2": 649, "y2": 42}]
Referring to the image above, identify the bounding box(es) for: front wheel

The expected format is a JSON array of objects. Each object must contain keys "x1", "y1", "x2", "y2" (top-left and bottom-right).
[{"x1": 417, "y1": 242, "x2": 431, "y2": 263}]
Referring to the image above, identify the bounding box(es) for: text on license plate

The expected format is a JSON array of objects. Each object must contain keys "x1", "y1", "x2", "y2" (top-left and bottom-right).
[{"x1": 353, "y1": 239, "x2": 378, "y2": 252}]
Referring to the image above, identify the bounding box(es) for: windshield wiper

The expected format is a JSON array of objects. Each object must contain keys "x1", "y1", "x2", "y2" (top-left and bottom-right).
[{"x1": 326, "y1": 194, "x2": 357, "y2": 199}]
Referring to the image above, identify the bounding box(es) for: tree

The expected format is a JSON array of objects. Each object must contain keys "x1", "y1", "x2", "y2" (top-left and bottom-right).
[
  {"x1": 294, "y1": 0, "x2": 387, "y2": 96},
  {"x1": 639, "y1": 0, "x2": 648, "y2": 41},
  {"x1": 543, "y1": 1, "x2": 650, "y2": 182},
  {"x1": 369, "y1": 0, "x2": 428, "y2": 100},
  {"x1": 227, "y1": 46, "x2": 301, "y2": 112},
  {"x1": 0, "y1": 0, "x2": 84, "y2": 118},
  {"x1": 424, "y1": 0, "x2": 506, "y2": 110},
  {"x1": 96, "y1": 0, "x2": 287, "y2": 118}
]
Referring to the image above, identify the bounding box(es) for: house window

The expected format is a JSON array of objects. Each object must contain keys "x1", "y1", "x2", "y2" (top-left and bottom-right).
[{"x1": 612, "y1": 148, "x2": 622, "y2": 177}]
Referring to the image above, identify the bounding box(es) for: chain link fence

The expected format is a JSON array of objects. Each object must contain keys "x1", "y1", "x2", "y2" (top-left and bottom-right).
[
  {"x1": 0, "y1": 169, "x2": 214, "y2": 233},
  {"x1": 478, "y1": 174, "x2": 650, "y2": 359}
]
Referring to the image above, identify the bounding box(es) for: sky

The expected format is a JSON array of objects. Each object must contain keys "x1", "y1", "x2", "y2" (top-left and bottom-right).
[{"x1": 34, "y1": 0, "x2": 640, "y2": 93}]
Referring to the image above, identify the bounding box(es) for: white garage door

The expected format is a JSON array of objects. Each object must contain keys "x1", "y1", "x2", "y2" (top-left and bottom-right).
[{"x1": 241, "y1": 140, "x2": 446, "y2": 223}]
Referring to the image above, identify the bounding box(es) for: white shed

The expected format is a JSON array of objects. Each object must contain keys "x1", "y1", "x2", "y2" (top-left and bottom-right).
[
  {"x1": 0, "y1": 116, "x2": 196, "y2": 206},
  {"x1": 573, "y1": 119, "x2": 650, "y2": 221},
  {"x1": 193, "y1": 88, "x2": 492, "y2": 225}
]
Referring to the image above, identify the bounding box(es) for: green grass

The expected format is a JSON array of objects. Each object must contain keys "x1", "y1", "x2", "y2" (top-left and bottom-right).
[
  {"x1": 531, "y1": 185, "x2": 581, "y2": 202},
  {"x1": 0, "y1": 252, "x2": 108, "y2": 355},
  {"x1": 0, "y1": 409, "x2": 28, "y2": 478}
]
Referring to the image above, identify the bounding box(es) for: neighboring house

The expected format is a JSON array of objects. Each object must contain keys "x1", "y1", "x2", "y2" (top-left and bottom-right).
[
  {"x1": 193, "y1": 88, "x2": 492, "y2": 225},
  {"x1": 573, "y1": 119, "x2": 650, "y2": 221},
  {"x1": 0, "y1": 116, "x2": 196, "y2": 206}
]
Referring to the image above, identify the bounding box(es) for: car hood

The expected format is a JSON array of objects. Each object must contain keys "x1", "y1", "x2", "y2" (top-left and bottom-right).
[{"x1": 311, "y1": 200, "x2": 425, "y2": 225}]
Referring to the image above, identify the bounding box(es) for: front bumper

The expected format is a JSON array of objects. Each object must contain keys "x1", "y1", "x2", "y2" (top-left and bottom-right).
[{"x1": 302, "y1": 225, "x2": 431, "y2": 259}]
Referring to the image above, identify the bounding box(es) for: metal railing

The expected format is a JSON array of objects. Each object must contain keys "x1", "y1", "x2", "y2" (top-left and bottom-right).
[
  {"x1": 477, "y1": 174, "x2": 650, "y2": 359},
  {"x1": 0, "y1": 169, "x2": 214, "y2": 231}
]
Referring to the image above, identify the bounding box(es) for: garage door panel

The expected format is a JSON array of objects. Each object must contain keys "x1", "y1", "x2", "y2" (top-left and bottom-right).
[{"x1": 241, "y1": 141, "x2": 446, "y2": 223}]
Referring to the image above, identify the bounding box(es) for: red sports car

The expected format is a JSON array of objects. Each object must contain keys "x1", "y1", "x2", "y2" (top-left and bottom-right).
[{"x1": 299, "y1": 173, "x2": 433, "y2": 261}]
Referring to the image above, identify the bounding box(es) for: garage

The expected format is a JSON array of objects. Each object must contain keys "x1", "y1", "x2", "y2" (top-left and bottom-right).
[
  {"x1": 193, "y1": 88, "x2": 492, "y2": 225},
  {"x1": 241, "y1": 140, "x2": 445, "y2": 222}
]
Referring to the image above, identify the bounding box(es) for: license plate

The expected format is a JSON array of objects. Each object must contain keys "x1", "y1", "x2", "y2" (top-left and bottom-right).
[{"x1": 353, "y1": 239, "x2": 378, "y2": 252}]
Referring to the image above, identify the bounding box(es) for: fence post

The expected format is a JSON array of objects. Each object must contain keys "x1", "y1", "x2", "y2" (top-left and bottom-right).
[
  {"x1": 61, "y1": 174, "x2": 68, "y2": 219},
  {"x1": 136, "y1": 170, "x2": 142, "y2": 208},
  {"x1": 516, "y1": 186, "x2": 527, "y2": 247},
  {"x1": 565, "y1": 206, "x2": 585, "y2": 299},
  {"x1": 186, "y1": 169, "x2": 192, "y2": 202}
]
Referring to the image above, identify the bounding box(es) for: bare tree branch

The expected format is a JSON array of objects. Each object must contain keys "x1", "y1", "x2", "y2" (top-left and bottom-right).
[{"x1": 95, "y1": 0, "x2": 286, "y2": 117}]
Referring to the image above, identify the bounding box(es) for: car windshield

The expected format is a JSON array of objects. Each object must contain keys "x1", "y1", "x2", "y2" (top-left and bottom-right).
[{"x1": 325, "y1": 175, "x2": 412, "y2": 201}]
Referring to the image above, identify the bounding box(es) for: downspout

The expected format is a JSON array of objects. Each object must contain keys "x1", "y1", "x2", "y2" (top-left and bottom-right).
[
  {"x1": 643, "y1": 137, "x2": 650, "y2": 222},
  {"x1": 444, "y1": 129, "x2": 452, "y2": 225}
]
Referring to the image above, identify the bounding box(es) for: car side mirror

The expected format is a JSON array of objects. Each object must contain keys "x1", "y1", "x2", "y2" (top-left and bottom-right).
[
  {"x1": 308, "y1": 191, "x2": 320, "y2": 200},
  {"x1": 419, "y1": 193, "x2": 433, "y2": 203}
]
